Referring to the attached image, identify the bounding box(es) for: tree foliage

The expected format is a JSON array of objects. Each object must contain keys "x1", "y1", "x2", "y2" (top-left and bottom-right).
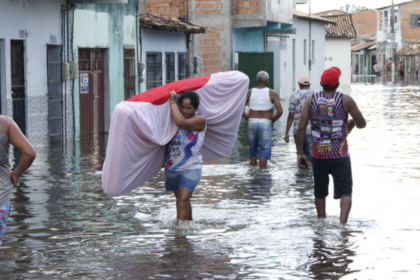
[{"x1": 339, "y1": 4, "x2": 368, "y2": 13}]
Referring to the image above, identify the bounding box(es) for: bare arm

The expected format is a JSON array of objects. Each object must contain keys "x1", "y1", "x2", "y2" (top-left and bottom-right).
[
  {"x1": 242, "y1": 89, "x2": 252, "y2": 120},
  {"x1": 270, "y1": 90, "x2": 283, "y2": 123},
  {"x1": 343, "y1": 95, "x2": 366, "y2": 134},
  {"x1": 284, "y1": 112, "x2": 294, "y2": 143},
  {"x1": 296, "y1": 97, "x2": 311, "y2": 169},
  {"x1": 169, "y1": 91, "x2": 206, "y2": 132},
  {"x1": 1, "y1": 117, "x2": 36, "y2": 186}
]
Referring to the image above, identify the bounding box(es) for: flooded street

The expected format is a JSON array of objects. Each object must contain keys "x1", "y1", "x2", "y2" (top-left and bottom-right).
[{"x1": 1, "y1": 82, "x2": 420, "y2": 279}]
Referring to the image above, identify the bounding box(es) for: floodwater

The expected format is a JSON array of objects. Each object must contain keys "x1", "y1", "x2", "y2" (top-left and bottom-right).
[{"x1": 1, "y1": 80, "x2": 420, "y2": 279}]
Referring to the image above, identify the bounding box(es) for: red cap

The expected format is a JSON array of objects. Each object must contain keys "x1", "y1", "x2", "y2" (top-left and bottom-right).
[{"x1": 320, "y1": 67, "x2": 341, "y2": 87}]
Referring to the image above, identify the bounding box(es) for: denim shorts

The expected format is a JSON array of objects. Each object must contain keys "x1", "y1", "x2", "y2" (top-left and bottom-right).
[
  {"x1": 0, "y1": 201, "x2": 10, "y2": 248},
  {"x1": 164, "y1": 169, "x2": 202, "y2": 193},
  {"x1": 312, "y1": 157, "x2": 353, "y2": 199},
  {"x1": 294, "y1": 134, "x2": 312, "y2": 163},
  {"x1": 248, "y1": 118, "x2": 272, "y2": 160}
]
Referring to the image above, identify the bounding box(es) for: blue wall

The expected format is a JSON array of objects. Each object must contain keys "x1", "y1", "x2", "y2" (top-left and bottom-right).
[{"x1": 233, "y1": 22, "x2": 293, "y2": 65}]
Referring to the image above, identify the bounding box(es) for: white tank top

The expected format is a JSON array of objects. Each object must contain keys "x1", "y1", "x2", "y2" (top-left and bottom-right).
[{"x1": 249, "y1": 87, "x2": 273, "y2": 111}]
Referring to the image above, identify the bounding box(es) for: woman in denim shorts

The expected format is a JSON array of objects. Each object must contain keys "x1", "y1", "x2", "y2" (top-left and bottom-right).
[
  {"x1": 164, "y1": 91, "x2": 206, "y2": 221},
  {"x1": 0, "y1": 116, "x2": 36, "y2": 248}
]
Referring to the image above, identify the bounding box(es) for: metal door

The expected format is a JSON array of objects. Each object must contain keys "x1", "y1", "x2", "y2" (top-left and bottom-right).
[
  {"x1": 237, "y1": 52, "x2": 274, "y2": 89},
  {"x1": 47, "y1": 45, "x2": 63, "y2": 144},
  {"x1": 10, "y1": 41, "x2": 26, "y2": 135},
  {"x1": 124, "y1": 48, "x2": 136, "y2": 100},
  {"x1": 78, "y1": 48, "x2": 105, "y2": 137}
]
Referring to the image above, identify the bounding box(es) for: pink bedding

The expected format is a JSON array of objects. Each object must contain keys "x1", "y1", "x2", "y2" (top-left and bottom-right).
[{"x1": 102, "y1": 71, "x2": 249, "y2": 196}]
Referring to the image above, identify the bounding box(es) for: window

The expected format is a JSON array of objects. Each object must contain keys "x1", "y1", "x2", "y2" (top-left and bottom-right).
[
  {"x1": 304, "y1": 39, "x2": 307, "y2": 65},
  {"x1": 410, "y1": 14, "x2": 420, "y2": 27},
  {"x1": 124, "y1": 48, "x2": 136, "y2": 99},
  {"x1": 146, "y1": 53, "x2": 162, "y2": 90},
  {"x1": 311, "y1": 40, "x2": 315, "y2": 65},
  {"x1": 178, "y1": 52, "x2": 189, "y2": 80},
  {"x1": 165, "y1": 53, "x2": 175, "y2": 84}
]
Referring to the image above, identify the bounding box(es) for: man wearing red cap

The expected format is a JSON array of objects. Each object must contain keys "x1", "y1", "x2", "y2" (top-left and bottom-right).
[{"x1": 296, "y1": 67, "x2": 366, "y2": 225}]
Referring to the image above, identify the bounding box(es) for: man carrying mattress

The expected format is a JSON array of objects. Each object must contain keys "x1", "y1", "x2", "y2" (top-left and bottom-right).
[{"x1": 242, "y1": 71, "x2": 283, "y2": 168}]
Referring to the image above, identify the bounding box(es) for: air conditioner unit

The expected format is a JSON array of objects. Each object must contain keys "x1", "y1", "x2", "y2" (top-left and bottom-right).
[
  {"x1": 62, "y1": 63, "x2": 70, "y2": 81},
  {"x1": 69, "y1": 61, "x2": 79, "y2": 79}
]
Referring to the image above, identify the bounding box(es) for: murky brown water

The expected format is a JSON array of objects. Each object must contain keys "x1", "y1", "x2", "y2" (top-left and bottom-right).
[{"x1": 1, "y1": 81, "x2": 419, "y2": 279}]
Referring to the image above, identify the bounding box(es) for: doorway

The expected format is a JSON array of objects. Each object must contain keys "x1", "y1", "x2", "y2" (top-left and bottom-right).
[
  {"x1": 78, "y1": 48, "x2": 105, "y2": 137},
  {"x1": 10, "y1": 40, "x2": 26, "y2": 135}
]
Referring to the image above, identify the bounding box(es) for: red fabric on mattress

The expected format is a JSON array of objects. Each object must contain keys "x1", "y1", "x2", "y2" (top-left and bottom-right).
[{"x1": 126, "y1": 75, "x2": 211, "y2": 104}]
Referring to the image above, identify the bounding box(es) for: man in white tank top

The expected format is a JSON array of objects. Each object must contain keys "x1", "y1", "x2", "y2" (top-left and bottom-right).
[{"x1": 242, "y1": 71, "x2": 283, "y2": 168}]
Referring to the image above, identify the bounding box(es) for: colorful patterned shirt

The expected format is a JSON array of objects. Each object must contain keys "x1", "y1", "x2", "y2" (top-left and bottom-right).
[
  {"x1": 164, "y1": 117, "x2": 206, "y2": 171},
  {"x1": 288, "y1": 88, "x2": 314, "y2": 135},
  {"x1": 309, "y1": 91, "x2": 349, "y2": 159}
]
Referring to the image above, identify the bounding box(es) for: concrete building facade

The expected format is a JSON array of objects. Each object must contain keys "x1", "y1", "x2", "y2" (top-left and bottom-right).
[
  {"x1": 144, "y1": 0, "x2": 294, "y2": 77},
  {"x1": 71, "y1": 0, "x2": 139, "y2": 139},
  {"x1": 0, "y1": 0, "x2": 71, "y2": 147}
]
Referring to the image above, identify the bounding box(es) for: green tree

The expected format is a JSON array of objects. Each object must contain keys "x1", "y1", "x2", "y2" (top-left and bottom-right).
[{"x1": 339, "y1": 4, "x2": 368, "y2": 13}]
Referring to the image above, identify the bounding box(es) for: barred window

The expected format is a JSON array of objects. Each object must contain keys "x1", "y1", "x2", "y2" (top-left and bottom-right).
[
  {"x1": 146, "y1": 53, "x2": 162, "y2": 90},
  {"x1": 178, "y1": 53, "x2": 189, "y2": 80},
  {"x1": 166, "y1": 53, "x2": 175, "y2": 84},
  {"x1": 410, "y1": 14, "x2": 420, "y2": 27}
]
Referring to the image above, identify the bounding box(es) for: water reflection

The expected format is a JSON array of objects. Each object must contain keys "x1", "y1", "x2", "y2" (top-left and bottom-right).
[
  {"x1": 0, "y1": 82, "x2": 420, "y2": 278},
  {"x1": 304, "y1": 224, "x2": 359, "y2": 279}
]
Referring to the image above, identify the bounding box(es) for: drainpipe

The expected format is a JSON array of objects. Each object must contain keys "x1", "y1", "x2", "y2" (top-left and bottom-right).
[
  {"x1": 136, "y1": 1, "x2": 141, "y2": 92},
  {"x1": 308, "y1": 0, "x2": 312, "y2": 79},
  {"x1": 189, "y1": 0, "x2": 194, "y2": 77},
  {"x1": 62, "y1": 3, "x2": 76, "y2": 143}
]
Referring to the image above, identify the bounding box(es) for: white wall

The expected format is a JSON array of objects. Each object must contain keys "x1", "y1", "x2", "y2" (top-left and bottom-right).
[
  {"x1": 267, "y1": 19, "x2": 325, "y2": 101},
  {"x1": 140, "y1": 28, "x2": 188, "y2": 93},
  {"x1": 0, "y1": 0, "x2": 67, "y2": 146},
  {"x1": 267, "y1": 0, "x2": 294, "y2": 25},
  {"x1": 324, "y1": 39, "x2": 352, "y2": 89},
  {"x1": 0, "y1": 0, "x2": 65, "y2": 99},
  {"x1": 74, "y1": 10, "x2": 109, "y2": 48}
]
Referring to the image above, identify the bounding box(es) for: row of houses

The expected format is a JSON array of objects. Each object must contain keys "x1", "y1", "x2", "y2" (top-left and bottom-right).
[
  {"x1": 319, "y1": 0, "x2": 420, "y2": 80},
  {"x1": 0, "y1": 0, "x2": 357, "y2": 148}
]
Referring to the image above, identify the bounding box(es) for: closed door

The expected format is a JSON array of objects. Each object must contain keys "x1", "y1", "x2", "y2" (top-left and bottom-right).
[
  {"x1": 47, "y1": 45, "x2": 63, "y2": 144},
  {"x1": 78, "y1": 48, "x2": 105, "y2": 137},
  {"x1": 10, "y1": 40, "x2": 26, "y2": 135}
]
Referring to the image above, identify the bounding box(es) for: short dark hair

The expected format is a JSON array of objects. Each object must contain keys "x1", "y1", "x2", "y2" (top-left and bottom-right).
[{"x1": 177, "y1": 91, "x2": 200, "y2": 109}]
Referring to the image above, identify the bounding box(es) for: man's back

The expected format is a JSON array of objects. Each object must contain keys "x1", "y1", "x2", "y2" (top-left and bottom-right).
[
  {"x1": 289, "y1": 89, "x2": 314, "y2": 135},
  {"x1": 249, "y1": 87, "x2": 273, "y2": 111}
]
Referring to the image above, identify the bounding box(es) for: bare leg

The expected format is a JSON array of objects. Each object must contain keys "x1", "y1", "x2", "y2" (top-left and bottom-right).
[
  {"x1": 259, "y1": 158, "x2": 268, "y2": 168},
  {"x1": 339, "y1": 196, "x2": 352, "y2": 225},
  {"x1": 250, "y1": 156, "x2": 257, "y2": 167},
  {"x1": 174, "y1": 189, "x2": 193, "y2": 221},
  {"x1": 315, "y1": 197, "x2": 326, "y2": 219}
]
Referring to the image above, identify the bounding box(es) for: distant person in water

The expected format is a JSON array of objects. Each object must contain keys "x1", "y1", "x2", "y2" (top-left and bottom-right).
[
  {"x1": 373, "y1": 63, "x2": 380, "y2": 77},
  {"x1": 296, "y1": 67, "x2": 366, "y2": 225},
  {"x1": 164, "y1": 90, "x2": 206, "y2": 221},
  {"x1": 284, "y1": 75, "x2": 314, "y2": 164},
  {"x1": 242, "y1": 71, "x2": 283, "y2": 168},
  {"x1": 0, "y1": 116, "x2": 36, "y2": 248}
]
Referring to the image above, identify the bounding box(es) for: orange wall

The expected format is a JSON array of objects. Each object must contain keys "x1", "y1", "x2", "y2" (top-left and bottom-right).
[
  {"x1": 351, "y1": 10, "x2": 377, "y2": 36},
  {"x1": 400, "y1": 2, "x2": 420, "y2": 41}
]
